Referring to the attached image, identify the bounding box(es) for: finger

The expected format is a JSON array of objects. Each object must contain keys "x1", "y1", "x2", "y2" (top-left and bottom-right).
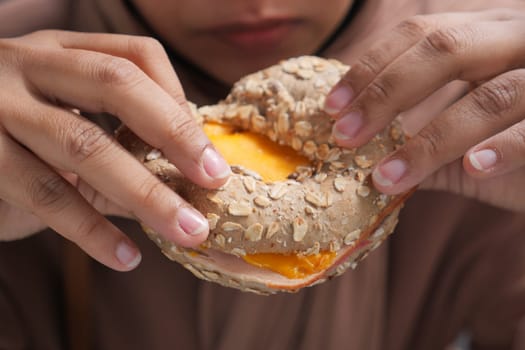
[
  {"x1": 330, "y1": 19, "x2": 525, "y2": 148},
  {"x1": 21, "y1": 46, "x2": 230, "y2": 189},
  {"x1": 398, "y1": 80, "x2": 470, "y2": 137},
  {"x1": 0, "y1": 132, "x2": 141, "y2": 271},
  {"x1": 3, "y1": 102, "x2": 210, "y2": 247},
  {"x1": 323, "y1": 10, "x2": 510, "y2": 115},
  {"x1": 464, "y1": 119, "x2": 525, "y2": 178},
  {"x1": 59, "y1": 171, "x2": 130, "y2": 218},
  {"x1": 17, "y1": 30, "x2": 189, "y2": 112},
  {"x1": 52, "y1": 31, "x2": 192, "y2": 115},
  {"x1": 370, "y1": 69, "x2": 525, "y2": 194}
]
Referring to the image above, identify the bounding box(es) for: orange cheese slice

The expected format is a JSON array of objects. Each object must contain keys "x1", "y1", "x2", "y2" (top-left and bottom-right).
[
  {"x1": 243, "y1": 252, "x2": 337, "y2": 279},
  {"x1": 204, "y1": 122, "x2": 330, "y2": 279},
  {"x1": 203, "y1": 122, "x2": 308, "y2": 182}
]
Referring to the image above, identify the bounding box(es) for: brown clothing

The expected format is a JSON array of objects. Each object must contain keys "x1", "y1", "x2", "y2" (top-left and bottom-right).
[
  {"x1": 1, "y1": 1, "x2": 525, "y2": 349},
  {"x1": 2, "y1": 193, "x2": 525, "y2": 350}
]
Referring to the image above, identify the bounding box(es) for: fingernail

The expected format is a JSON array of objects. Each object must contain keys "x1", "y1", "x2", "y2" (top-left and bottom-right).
[
  {"x1": 324, "y1": 85, "x2": 354, "y2": 114},
  {"x1": 373, "y1": 159, "x2": 407, "y2": 187},
  {"x1": 469, "y1": 149, "x2": 497, "y2": 171},
  {"x1": 202, "y1": 147, "x2": 231, "y2": 180},
  {"x1": 333, "y1": 111, "x2": 363, "y2": 140},
  {"x1": 177, "y1": 207, "x2": 208, "y2": 236},
  {"x1": 116, "y1": 241, "x2": 142, "y2": 269}
]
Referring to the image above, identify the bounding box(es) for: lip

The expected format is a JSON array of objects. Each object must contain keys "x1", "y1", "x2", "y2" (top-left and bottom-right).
[{"x1": 209, "y1": 18, "x2": 301, "y2": 52}]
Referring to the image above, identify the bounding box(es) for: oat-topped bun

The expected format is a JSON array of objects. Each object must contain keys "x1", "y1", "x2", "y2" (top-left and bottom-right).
[{"x1": 117, "y1": 56, "x2": 412, "y2": 295}]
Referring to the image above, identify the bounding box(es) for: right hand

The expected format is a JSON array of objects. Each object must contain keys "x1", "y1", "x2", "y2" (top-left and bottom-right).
[{"x1": 0, "y1": 30, "x2": 231, "y2": 271}]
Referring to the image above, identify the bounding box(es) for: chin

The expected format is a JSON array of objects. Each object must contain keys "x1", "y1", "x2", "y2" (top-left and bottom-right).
[{"x1": 186, "y1": 33, "x2": 319, "y2": 84}]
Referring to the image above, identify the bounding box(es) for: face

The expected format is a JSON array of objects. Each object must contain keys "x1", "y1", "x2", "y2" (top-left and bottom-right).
[{"x1": 133, "y1": 0, "x2": 354, "y2": 84}]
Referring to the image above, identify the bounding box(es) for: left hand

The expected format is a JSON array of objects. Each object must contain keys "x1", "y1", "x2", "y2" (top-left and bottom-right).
[{"x1": 324, "y1": 9, "x2": 525, "y2": 212}]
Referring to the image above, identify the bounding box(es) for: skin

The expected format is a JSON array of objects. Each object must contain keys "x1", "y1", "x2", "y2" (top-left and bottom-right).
[
  {"x1": 0, "y1": 30, "x2": 236, "y2": 271},
  {"x1": 0, "y1": 0, "x2": 524, "y2": 271},
  {"x1": 132, "y1": 0, "x2": 354, "y2": 84},
  {"x1": 324, "y1": 8, "x2": 525, "y2": 212},
  {"x1": 0, "y1": 0, "x2": 354, "y2": 271}
]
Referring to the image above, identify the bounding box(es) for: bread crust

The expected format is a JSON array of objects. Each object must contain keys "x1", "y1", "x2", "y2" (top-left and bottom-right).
[{"x1": 117, "y1": 56, "x2": 411, "y2": 293}]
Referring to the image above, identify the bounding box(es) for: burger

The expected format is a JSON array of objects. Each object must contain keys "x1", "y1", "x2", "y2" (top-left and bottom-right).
[{"x1": 117, "y1": 56, "x2": 411, "y2": 295}]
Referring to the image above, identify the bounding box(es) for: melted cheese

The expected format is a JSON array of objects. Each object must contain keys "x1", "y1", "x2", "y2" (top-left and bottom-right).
[
  {"x1": 204, "y1": 122, "x2": 328, "y2": 279},
  {"x1": 203, "y1": 123, "x2": 308, "y2": 182},
  {"x1": 242, "y1": 252, "x2": 337, "y2": 279}
]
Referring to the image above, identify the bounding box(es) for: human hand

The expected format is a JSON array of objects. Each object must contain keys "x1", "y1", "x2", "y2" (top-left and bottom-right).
[
  {"x1": 0, "y1": 30, "x2": 231, "y2": 270},
  {"x1": 325, "y1": 9, "x2": 525, "y2": 212}
]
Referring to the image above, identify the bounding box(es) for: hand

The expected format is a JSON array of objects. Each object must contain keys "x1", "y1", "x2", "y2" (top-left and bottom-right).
[
  {"x1": 324, "y1": 9, "x2": 525, "y2": 212},
  {"x1": 0, "y1": 30, "x2": 231, "y2": 271}
]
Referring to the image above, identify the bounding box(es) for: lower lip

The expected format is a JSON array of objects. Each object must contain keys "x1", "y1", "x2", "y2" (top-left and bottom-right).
[{"x1": 215, "y1": 22, "x2": 299, "y2": 51}]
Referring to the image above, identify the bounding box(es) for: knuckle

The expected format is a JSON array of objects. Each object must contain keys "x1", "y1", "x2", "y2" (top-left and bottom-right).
[
  {"x1": 470, "y1": 77, "x2": 522, "y2": 116},
  {"x1": 396, "y1": 16, "x2": 431, "y2": 39},
  {"x1": 363, "y1": 76, "x2": 395, "y2": 103},
  {"x1": 172, "y1": 90, "x2": 190, "y2": 110},
  {"x1": 127, "y1": 36, "x2": 165, "y2": 59},
  {"x1": 28, "y1": 174, "x2": 70, "y2": 211},
  {"x1": 415, "y1": 123, "x2": 446, "y2": 158},
  {"x1": 164, "y1": 116, "x2": 201, "y2": 148},
  {"x1": 74, "y1": 211, "x2": 105, "y2": 242},
  {"x1": 421, "y1": 27, "x2": 468, "y2": 56},
  {"x1": 65, "y1": 122, "x2": 114, "y2": 163},
  {"x1": 353, "y1": 50, "x2": 385, "y2": 77},
  {"x1": 94, "y1": 56, "x2": 145, "y2": 88},
  {"x1": 137, "y1": 177, "x2": 168, "y2": 210}
]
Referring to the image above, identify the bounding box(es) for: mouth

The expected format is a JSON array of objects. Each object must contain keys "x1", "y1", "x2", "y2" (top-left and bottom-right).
[{"x1": 208, "y1": 18, "x2": 302, "y2": 52}]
